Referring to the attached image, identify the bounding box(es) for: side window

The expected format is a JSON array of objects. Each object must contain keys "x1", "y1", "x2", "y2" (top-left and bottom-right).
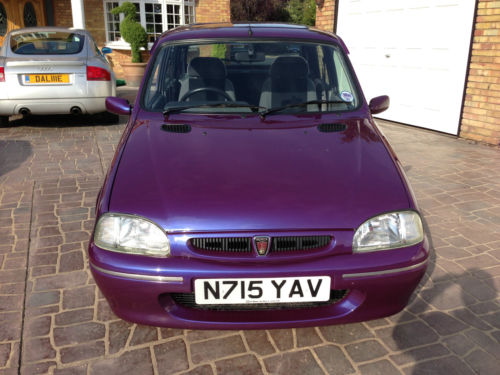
[
  {"x1": 333, "y1": 52, "x2": 356, "y2": 101},
  {"x1": 94, "y1": 41, "x2": 102, "y2": 56}
]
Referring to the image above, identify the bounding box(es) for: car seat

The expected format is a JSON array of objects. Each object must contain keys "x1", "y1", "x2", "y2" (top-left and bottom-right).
[
  {"x1": 178, "y1": 57, "x2": 235, "y2": 102},
  {"x1": 259, "y1": 56, "x2": 317, "y2": 109}
]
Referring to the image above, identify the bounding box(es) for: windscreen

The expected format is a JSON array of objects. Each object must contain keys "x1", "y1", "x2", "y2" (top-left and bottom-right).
[
  {"x1": 143, "y1": 41, "x2": 360, "y2": 114},
  {"x1": 11, "y1": 31, "x2": 85, "y2": 55}
]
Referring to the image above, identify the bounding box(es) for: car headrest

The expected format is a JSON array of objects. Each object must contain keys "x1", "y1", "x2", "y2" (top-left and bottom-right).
[
  {"x1": 187, "y1": 57, "x2": 226, "y2": 79},
  {"x1": 270, "y1": 56, "x2": 309, "y2": 79}
]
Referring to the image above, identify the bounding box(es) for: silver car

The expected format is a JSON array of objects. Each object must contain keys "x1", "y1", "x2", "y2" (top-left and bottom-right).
[{"x1": 0, "y1": 27, "x2": 117, "y2": 126}]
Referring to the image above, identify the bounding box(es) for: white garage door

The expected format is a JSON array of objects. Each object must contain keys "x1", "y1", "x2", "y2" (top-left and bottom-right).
[{"x1": 337, "y1": 0, "x2": 476, "y2": 134}]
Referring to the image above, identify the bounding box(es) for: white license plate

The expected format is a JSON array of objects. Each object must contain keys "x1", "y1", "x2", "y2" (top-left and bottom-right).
[{"x1": 194, "y1": 276, "x2": 331, "y2": 305}]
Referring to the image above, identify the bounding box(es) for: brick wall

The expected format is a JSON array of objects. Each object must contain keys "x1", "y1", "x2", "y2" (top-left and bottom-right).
[
  {"x1": 315, "y1": 0, "x2": 336, "y2": 32},
  {"x1": 53, "y1": 0, "x2": 106, "y2": 45},
  {"x1": 195, "y1": 0, "x2": 230, "y2": 23},
  {"x1": 53, "y1": 0, "x2": 73, "y2": 27},
  {"x1": 460, "y1": 0, "x2": 500, "y2": 146}
]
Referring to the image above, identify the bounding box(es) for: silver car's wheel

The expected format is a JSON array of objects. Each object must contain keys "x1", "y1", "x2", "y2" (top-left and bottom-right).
[{"x1": 0, "y1": 116, "x2": 9, "y2": 127}]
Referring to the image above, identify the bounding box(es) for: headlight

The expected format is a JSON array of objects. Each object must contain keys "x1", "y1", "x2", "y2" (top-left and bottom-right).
[
  {"x1": 94, "y1": 213, "x2": 170, "y2": 257},
  {"x1": 353, "y1": 211, "x2": 423, "y2": 252}
]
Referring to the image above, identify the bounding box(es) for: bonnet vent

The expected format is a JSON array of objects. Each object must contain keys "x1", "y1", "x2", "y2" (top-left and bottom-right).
[
  {"x1": 161, "y1": 124, "x2": 191, "y2": 133},
  {"x1": 317, "y1": 123, "x2": 347, "y2": 133}
]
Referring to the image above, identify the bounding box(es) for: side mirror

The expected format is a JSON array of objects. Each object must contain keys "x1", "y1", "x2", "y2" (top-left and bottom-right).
[
  {"x1": 369, "y1": 95, "x2": 390, "y2": 115},
  {"x1": 106, "y1": 97, "x2": 131, "y2": 115},
  {"x1": 101, "y1": 47, "x2": 112, "y2": 55}
]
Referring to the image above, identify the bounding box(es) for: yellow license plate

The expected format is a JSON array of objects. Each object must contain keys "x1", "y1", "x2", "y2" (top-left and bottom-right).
[{"x1": 24, "y1": 74, "x2": 70, "y2": 84}]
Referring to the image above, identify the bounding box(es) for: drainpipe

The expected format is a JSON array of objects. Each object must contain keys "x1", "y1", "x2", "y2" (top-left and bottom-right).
[{"x1": 70, "y1": 0, "x2": 85, "y2": 29}]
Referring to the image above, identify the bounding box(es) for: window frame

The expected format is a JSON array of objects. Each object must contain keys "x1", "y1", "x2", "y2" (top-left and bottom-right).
[{"x1": 103, "y1": 0, "x2": 195, "y2": 50}]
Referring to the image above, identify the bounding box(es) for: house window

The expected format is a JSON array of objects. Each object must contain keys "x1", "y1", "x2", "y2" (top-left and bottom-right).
[
  {"x1": 103, "y1": 0, "x2": 195, "y2": 48},
  {"x1": 23, "y1": 2, "x2": 37, "y2": 27}
]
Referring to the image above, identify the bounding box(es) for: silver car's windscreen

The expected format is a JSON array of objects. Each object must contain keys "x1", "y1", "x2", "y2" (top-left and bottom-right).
[
  {"x1": 142, "y1": 41, "x2": 360, "y2": 114},
  {"x1": 10, "y1": 31, "x2": 85, "y2": 55}
]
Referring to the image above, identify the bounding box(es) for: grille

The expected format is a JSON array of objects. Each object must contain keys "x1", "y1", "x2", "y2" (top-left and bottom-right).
[
  {"x1": 317, "y1": 123, "x2": 347, "y2": 133},
  {"x1": 191, "y1": 237, "x2": 252, "y2": 253},
  {"x1": 170, "y1": 289, "x2": 348, "y2": 311},
  {"x1": 271, "y1": 236, "x2": 330, "y2": 252},
  {"x1": 190, "y1": 236, "x2": 331, "y2": 253},
  {"x1": 161, "y1": 124, "x2": 191, "y2": 133}
]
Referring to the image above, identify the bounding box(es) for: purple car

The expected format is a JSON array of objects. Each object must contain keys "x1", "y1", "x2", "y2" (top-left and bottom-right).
[{"x1": 90, "y1": 23, "x2": 429, "y2": 329}]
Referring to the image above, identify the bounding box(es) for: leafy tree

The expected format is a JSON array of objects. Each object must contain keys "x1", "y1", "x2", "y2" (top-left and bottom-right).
[
  {"x1": 287, "y1": 0, "x2": 316, "y2": 26},
  {"x1": 111, "y1": 2, "x2": 148, "y2": 63},
  {"x1": 231, "y1": 0, "x2": 291, "y2": 22}
]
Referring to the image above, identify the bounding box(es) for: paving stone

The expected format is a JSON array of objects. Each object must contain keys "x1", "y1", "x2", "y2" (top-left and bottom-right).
[
  {"x1": 319, "y1": 323, "x2": 373, "y2": 344},
  {"x1": 96, "y1": 300, "x2": 116, "y2": 322},
  {"x1": 62, "y1": 285, "x2": 95, "y2": 309},
  {"x1": 464, "y1": 349, "x2": 500, "y2": 375},
  {"x1": 482, "y1": 311, "x2": 500, "y2": 329},
  {"x1": 20, "y1": 361, "x2": 56, "y2": 375},
  {"x1": 25, "y1": 315, "x2": 51, "y2": 337},
  {"x1": 154, "y1": 339, "x2": 188, "y2": 375},
  {"x1": 34, "y1": 271, "x2": 88, "y2": 291},
  {"x1": 295, "y1": 327, "x2": 323, "y2": 348},
  {"x1": 390, "y1": 343, "x2": 449, "y2": 366},
  {"x1": 130, "y1": 325, "x2": 158, "y2": 346},
  {"x1": 55, "y1": 308, "x2": 94, "y2": 326},
  {"x1": 108, "y1": 320, "x2": 133, "y2": 354},
  {"x1": 190, "y1": 335, "x2": 246, "y2": 364},
  {"x1": 215, "y1": 354, "x2": 263, "y2": 375},
  {"x1": 0, "y1": 343, "x2": 11, "y2": 367},
  {"x1": 244, "y1": 330, "x2": 276, "y2": 356},
  {"x1": 268, "y1": 329, "x2": 293, "y2": 351},
  {"x1": 90, "y1": 348, "x2": 153, "y2": 375},
  {"x1": 420, "y1": 311, "x2": 469, "y2": 335},
  {"x1": 375, "y1": 321, "x2": 439, "y2": 351},
  {"x1": 23, "y1": 337, "x2": 55, "y2": 362},
  {"x1": 185, "y1": 330, "x2": 229, "y2": 342},
  {"x1": 404, "y1": 356, "x2": 476, "y2": 375},
  {"x1": 264, "y1": 350, "x2": 324, "y2": 375},
  {"x1": 315, "y1": 344, "x2": 355, "y2": 374},
  {"x1": 53, "y1": 364, "x2": 88, "y2": 375},
  {"x1": 53, "y1": 322, "x2": 105, "y2": 346},
  {"x1": 27, "y1": 290, "x2": 60, "y2": 307},
  {"x1": 59, "y1": 251, "x2": 84, "y2": 272},
  {"x1": 159, "y1": 327, "x2": 183, "y2": 339},
  {"x1": 180, "y1": 365, "x2": 214, "y2": 375},
  {"x1": 464, "y1": 328, "x2": 500, "y2": 358},
  {"x1": 358, "y1": 359, "x2": 401, "y2": 375},
  {"x1": 60, "y1": 340, "x2": 105, "y2": 364},
  {"x1": 345, "y1": 340, "x2": 388, "y2": 362}
]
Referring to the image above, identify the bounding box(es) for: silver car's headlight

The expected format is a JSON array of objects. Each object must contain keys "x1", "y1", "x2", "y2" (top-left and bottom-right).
[
  {"x1": 353, "y1": 211, "x2": 424, "y2": 253},
  {"x1": 94, "y1": 213, "x2": 170, "y2": 257}
]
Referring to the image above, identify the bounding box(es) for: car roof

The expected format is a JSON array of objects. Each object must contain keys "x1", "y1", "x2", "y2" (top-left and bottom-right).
[{"x1": 154, "y1": 22, "x2": 346, "y2": 51}]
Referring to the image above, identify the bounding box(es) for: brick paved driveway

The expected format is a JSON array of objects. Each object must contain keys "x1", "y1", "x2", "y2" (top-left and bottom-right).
[{"x1": 0, "y1": 105, "x2": 499, "y2": 374}]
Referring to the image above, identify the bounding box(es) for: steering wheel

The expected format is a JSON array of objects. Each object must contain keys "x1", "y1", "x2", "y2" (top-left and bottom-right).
[{"x1": 179, "y1": 87, "x2": 233, "y2": 102}]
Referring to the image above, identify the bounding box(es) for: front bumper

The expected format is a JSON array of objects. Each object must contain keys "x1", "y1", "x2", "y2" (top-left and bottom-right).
[{"x1": 89, "y1": 241, "x2": 429, "y2": 329}]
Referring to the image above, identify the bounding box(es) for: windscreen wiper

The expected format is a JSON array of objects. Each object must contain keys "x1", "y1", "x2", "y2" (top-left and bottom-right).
[
  {"x1": 259, "y1": 100, "x2": 347, "y2": 119},
  {"x1": 163, "y1": 102, "x2": 265, "y2": 117}
]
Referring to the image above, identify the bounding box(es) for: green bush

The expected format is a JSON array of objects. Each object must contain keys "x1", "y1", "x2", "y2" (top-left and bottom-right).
[{"x1": 111, "y1": 2, "x2": 148, "y2": 63}]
